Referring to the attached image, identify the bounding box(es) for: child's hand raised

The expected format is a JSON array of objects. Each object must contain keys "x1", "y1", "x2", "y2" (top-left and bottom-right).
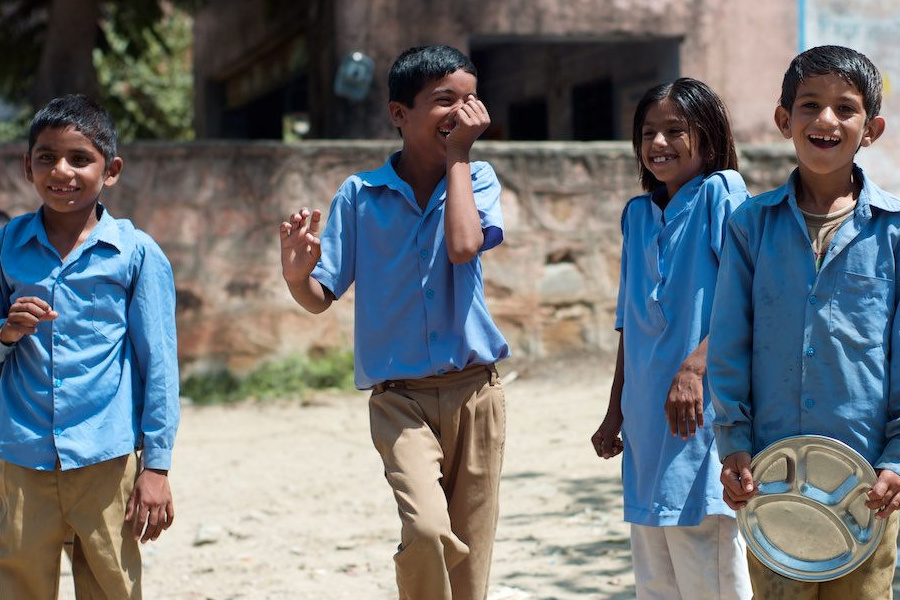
[
  {"x1": 866, "y1": 469, "x2": 900, "y2": 519},
  {"x1": 1, "y1": 296, "x2": 58, "y2": 345},
  {"x1": 446, "y1": 94, "x2": 490, "y2": 154},
  {"x1": 280, "y1": 208, "x2": 322, "y2": 284}
]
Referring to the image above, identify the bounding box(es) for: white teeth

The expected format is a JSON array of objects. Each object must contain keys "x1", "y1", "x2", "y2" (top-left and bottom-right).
[
  {"x1": 651, "y1": 156, "x2": 675, "y2": 163},
  {"x1": 810, "y1": 134, "x2": 839, "y2": 142}
]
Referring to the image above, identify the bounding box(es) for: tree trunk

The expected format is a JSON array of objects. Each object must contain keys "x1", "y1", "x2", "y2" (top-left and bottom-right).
[{"x1": 28, "y1": 0, "x2": 102, "y2": 107}]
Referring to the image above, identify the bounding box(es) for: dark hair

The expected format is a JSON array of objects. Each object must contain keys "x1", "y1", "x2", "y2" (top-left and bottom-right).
[
  {"x1": 780, "y1": 45, "x2": 882, "y2": 120},
  {"x1": 28, "y1": 94, "x2": 118, "y2": 165},
  {"x1": 388, "y1": 45, "x2": 477, "y2": 107},
  {"x1": 631, "y1": 77, "x2": 738, "y2": 192}
]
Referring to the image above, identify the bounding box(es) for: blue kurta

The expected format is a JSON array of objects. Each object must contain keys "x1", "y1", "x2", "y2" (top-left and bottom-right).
[{"x1": 617, "y1": 170, "x2": 747, "y2": 526}]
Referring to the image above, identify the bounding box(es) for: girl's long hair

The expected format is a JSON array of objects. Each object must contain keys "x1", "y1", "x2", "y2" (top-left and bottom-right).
[{"x1": 631, "y1": 78, "x2": 738, "y2": 192}]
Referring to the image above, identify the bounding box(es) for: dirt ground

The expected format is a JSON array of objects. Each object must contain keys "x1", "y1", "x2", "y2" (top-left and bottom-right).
[{"x1": 55, "y1": 358, "x2": 900, "y2": 599}]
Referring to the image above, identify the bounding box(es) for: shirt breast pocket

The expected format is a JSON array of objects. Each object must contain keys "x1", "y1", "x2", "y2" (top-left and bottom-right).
[
  {"x1": 92, "y1": 283, "x2": 127, "y2": 341},
  {"x1": 829, "y1": 271, "x2": 893, "y2": 349}
]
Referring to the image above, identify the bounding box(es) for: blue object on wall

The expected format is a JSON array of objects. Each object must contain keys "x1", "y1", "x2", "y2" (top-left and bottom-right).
[{"x1": 334, "y1": 52, "x2": 375, "y2": 102}]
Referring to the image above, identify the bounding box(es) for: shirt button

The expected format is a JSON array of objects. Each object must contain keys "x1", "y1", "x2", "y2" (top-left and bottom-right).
[
  {"x1": 419, "y1": 249, "x2": 429, "y2": 259},
  {"x1": 425, "y1": 289, "x2": 435, "y2": 299},
  {"x1": 53, "y1": 428, "x2": 62, "y2": 436},
  {"x1": 429, "y1": 331, "x2": 438, "y2": 342},
  {"x1": 54, "y1": 378, "x2": 63, "y2": 388},
  {"x1": 809, "y1": 295, "x2": 818, "y2": 305},
  {"x1": 805, "y1": 347, "x2": 815, "y2": 357},
  {"x1": 805, "y1": 398, "x2": 815, "y2": 408}
]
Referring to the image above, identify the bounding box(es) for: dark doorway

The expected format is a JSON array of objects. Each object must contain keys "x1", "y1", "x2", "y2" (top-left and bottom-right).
[
  {"x1": 508, "y1": 98, "x2": 548, "y2": 140},
  {"x1": 572, "y1": 78, "x2": 614, "y2": 140}
]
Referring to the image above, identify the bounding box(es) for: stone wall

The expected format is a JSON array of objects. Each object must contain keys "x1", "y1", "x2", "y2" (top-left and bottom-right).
[{"x1": 0, "y1": 141, "x2": 796, "y2": 376}]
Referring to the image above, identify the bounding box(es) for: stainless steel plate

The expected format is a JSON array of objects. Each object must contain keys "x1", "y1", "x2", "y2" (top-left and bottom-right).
[{"x1": 736, "y1": 435, "x2": 886, "y2": 581}]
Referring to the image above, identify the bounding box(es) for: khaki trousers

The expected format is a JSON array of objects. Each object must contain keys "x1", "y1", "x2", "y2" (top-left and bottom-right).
[
  {"x1": 0, "y1": 453, "x2": 142, "y2": 599},
  {"x1": 748, "y1": 510, "x2": 899, "y2": 599},
  {"x1": 369, "y1": 364, "x2": 506, "y2": 600}
]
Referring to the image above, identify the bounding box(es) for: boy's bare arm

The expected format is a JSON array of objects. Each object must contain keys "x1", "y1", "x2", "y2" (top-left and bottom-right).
[
  {"x1": 665, "y1": 336, "x2": 708, "y2": 439},
  {"x1": 280, "y1": 208, "x2": 333, "y2": 313},
  {"x1": 591, "y1": 331, "x2": 625, "y2": 459},
  {"x1": 0, "y1": 296, "x2": 58, "y2": 344},
  {"x1": 444, "y1": 94, "x2": 489, "y2": 264},
  {"x1": 126, "y1": 468, "x2": 174, "y2": 543}
]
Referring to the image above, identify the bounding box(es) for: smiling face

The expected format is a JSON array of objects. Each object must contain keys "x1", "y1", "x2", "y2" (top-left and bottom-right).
[
  {"x1": 389, "y1": 68, "x2": 478, "y2": 168},
  {"x1": 639, "y1": 98, "x2": 705, "y2": 200},
  {"x1": 25, "y1": 126, "x2": 122, "y2": 218},
  {"x1": 775, "y1": 73, "x2": 884, "y2": 179}
]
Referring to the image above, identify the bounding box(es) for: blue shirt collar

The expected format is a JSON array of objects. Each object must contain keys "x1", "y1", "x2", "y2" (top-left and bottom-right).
[
  {"x1": 358, "y1": 151, "x2": 406, "y2": 190},
  {"x1": 359, "y1": 151, "x2": 448, "y2": 215},
  {"x1": 14, "y1": 203, "x2": 123, "y2": 254},
  {"x1": 762, "y1": 165, "x2": 900, "y2": 215},
  {"x1": 650, "y1": 172, "x2": 705, "y2": 221}
]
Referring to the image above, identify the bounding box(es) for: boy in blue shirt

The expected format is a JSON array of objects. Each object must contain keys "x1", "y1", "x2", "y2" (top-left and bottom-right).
[
  {"x1": 709, "y1": 45, "x2": 900, "y2": 598},
  {"x1": 279, "y1": 45, "x2": 508, "y2": 600},
  {"x1": 0, "y1": 94, "x2": 179, "y2": 599}
]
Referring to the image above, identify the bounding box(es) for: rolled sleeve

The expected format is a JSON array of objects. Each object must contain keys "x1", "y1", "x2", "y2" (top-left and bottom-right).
[
  {"x1": 312, "y1": 186, "x2": 357, "y2": 300},
  {"x1": 473, "y1": 162, "x2": 504, "y2": 252}
]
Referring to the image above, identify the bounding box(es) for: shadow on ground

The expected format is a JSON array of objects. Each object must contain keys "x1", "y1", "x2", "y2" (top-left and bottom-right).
[{"x1": 494, "y1": 470, "x2": 635, "y2": 600}]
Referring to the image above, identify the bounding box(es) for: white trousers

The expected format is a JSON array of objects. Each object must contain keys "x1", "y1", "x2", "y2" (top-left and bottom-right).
[{"x1": 630, "y1": 515, "x2": 752, "y2": 600}]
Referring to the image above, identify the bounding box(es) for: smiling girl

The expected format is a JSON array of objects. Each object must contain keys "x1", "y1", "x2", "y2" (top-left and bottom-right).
[{"x1": 591, "y1": 78, "x2": 752, "y2": 600}]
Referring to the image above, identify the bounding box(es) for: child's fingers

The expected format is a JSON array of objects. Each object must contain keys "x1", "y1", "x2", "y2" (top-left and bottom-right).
[
  {"x1": 124, "y1": 491, "x2": 137, "y2": 522},
  {"x1": 866, "y1": 473, "x2": 900, "y2": 517},
  {"x1": 17, "y1": 296, "x2": 53, "y2": 312},
  {"x1": 722, "y1": 454, "x2": 755, "y2": 492},
  {"x1": 142, "y1": 506, "x2": 166, "y2": 542},
  {"x1": 164, "y1": 502, "x2": 175, "y2": 530},
  {"x1": 132, "y1": 507, "x2": 148, "y2": 540},
  {"x1": 878, "y1": 496, "x2": 900, "y2": 518},
  {"x1": 306, "y1": 209, "x2": 322, "y2": 237},
  {"x1": 13, "y1": 297, "x2": 55, "y2": 320}
]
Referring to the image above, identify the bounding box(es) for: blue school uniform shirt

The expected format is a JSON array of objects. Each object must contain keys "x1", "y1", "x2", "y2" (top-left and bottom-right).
[
  {"x1": 0, "y1": 205, "x2": 179, "y2": 471},
  {"x1": 617, "y1": 170, "x2": 747, "y2": 526},
  {"x1": 709, "y1": 166, "x2": 900, "y2": 475},
  {"x1": 311, "y1": 152, "x2": 510, "y2": 390}
]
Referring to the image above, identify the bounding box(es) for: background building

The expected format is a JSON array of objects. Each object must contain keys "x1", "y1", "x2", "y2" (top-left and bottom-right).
[
  {"x1": 192, "y1": 0, "x2": 796, "y2": 144},
  {"x1": 193, "y1": 0, "x2": 900, "y2": 190}
]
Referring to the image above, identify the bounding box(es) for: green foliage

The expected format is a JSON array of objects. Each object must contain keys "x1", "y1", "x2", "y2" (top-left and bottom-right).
[
  {"x1": 0, "y1": 0, "x2": 196, "y2": 142},
  {"x1": 94, "y1": 3, "x2": 195, "y2": 141},
  {"x1": 300, "y1": 349, "x2": 356, "y2": 390},
  {"x1": 180, "y1": 350, "x2": 356, "y2": 405},
  {"x1": 0, "y1": 104, "x2": 30, "y2": 143},
  {"x1": 180, "y1": 369, "x2": 242, "y2": 406}
]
